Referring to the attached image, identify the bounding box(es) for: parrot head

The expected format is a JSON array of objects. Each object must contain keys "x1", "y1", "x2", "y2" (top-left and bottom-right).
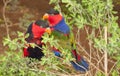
[
  {"x1": 35, "y1": 20, "x2": 51, "y2": 35},
  {"x1": 43, "y1": 8, "x2": 60, "y2": 20}
]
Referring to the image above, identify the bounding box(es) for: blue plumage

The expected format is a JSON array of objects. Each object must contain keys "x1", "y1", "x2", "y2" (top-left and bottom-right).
[
  {"x1": 53, "y1": 50, "x2": 89, "y2": 72},
  {"x1": 53, "y1": 18, "x2": 70, "y2": 34},
  {"x1": 70, "y1": 58, "x2": 89, "y2": 72},
  {"x1": 53, "y1": 50, "x2": 61, "y2": 57}
]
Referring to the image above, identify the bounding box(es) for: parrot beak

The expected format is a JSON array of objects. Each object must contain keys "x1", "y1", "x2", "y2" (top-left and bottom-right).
[
  {"x1": 45, "y1": 28, "x2": 51, "y2": 35},
  {"x1": 43, "y1": 13, "x2": 48, "y2": 20}
]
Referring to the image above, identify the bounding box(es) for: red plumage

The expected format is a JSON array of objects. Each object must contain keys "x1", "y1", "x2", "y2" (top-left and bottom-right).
[
  {"x1": 48, "y1": 14, "x2": 62, "y2": 26},
  {"x1": 72, "y1": 50, "x2": 81, "y2": 61},
  {"x1": 23, "y1": 48, "x2": 29, "y2": 57},
  {"x1": 32, "y1": 23, "x2": 46, "y2": 39}
]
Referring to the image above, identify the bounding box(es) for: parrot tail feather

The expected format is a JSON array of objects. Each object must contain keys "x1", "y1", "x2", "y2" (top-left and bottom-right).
[{"x1": 70, "y1": 61, "x2": 88, "y2": 72}]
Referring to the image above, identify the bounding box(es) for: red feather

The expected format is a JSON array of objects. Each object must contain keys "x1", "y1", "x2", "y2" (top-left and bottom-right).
[
  {"x1": 72, "y1": 50, "x2": 81, "y2": 61},
  {"x1": 32, "y1": 23, "x2": 46, "y2": 39},
  {"x1": 48, "y1": 14, "x2": 62, "y2": 26},
  {"x1": 23, "y1": 48, "x2": 29, "y2": 57}
]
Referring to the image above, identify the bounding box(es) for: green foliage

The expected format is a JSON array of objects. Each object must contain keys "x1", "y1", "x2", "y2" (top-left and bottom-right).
[
  {"x1": 0, "y1": 51, "x2": 57, "y2": 76},
  {"x1": 2, "y1": 32, "x2": 63, "y2": 76},
  {"x1": 50, "y1": 0, "x2": 120, "y2": 75},
  {"x1": 96, "y1": 71, "x2": 105, "y2": 76},
  {"x1": 41, "y1": 33, "x2": 74, "y2": 66},
  {"x1": 3, "y1": 31, "x2": 27, "y2": 51},
  {"x1": 111, "y1": 70, "x2": 119, "y2": 76},
  {"x1": 19, "y1": 13, "x2": 34, "y2": 31},
  {"x1": 49, "y1": 0, "x2": 59, "y2": 4},
  {"x1": 2, "y1": 32, "x2": 75, "y2": 75}
]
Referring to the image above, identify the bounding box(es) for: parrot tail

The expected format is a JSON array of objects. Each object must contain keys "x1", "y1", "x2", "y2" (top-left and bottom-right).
[
  {"x1": 70, "y1": 60, "x2": 88, "y2": 72},
  {"x1": 53, "y1": 48, "x2": 89, "y2": 72},
  {"x1": 71, "y1": 50, "x2": 89, "y2": 72}
]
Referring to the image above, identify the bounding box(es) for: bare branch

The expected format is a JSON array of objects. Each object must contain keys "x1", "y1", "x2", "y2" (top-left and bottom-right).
[{"x1": 2, "y1": 0, "x2": 12, "y2": 36}]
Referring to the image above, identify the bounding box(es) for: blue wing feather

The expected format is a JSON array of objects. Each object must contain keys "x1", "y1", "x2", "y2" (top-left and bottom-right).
[
  {"x1": 70, "y1": 58, "x2": 89, "y2": 72},
  {"x1": 53, "y1": 50, "x2": 89, "y2": 72}
]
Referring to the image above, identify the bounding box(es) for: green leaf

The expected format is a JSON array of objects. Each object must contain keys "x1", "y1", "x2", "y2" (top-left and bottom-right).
[
  {"x1": 62, "y1": 0, "x2": 70, "y2": 3},
  {"x1": 112, "y1": 70, "x2": 119, "y2": 76},
  {"x1": 17, "y1": 31, "x2": 24, "y2": 37},
  {"x1": 96, "y1": 71, "x2": 105, "y2": 76}
]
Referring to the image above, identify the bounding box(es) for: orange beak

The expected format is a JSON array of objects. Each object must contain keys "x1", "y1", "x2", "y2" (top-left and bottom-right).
[
  {"x1": 45, "y1": 28, "x2": 51, "y2": 35},
  {"x1": 43, "y1": 14, "x2": 48, "y2": 20}
]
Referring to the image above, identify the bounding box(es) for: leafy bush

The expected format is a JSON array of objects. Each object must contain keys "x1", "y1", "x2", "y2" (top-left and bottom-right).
[
  {"x1": 49, "y1": 0, "x2": 120, "y2": 76},
  {"x1": 0, "y1": 51, "x2": 59, "y2": 76},
  {"x1": 19, "y1": 13, "x2": 34, "y2": 31},
  {"x1": 2, "y1": 32, "x2": 76, "y2": 76}
]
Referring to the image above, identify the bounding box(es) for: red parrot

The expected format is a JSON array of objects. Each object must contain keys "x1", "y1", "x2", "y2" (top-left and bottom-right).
[
  {"x1": 23, "y1": 20, "x2": 50, "y2": 60},
  {"x1": 43, "y1": 9, "x2": 70, "y2": 35},
  {"x1": 43, "y1": 9, "x2": 89, "y2": 72}
]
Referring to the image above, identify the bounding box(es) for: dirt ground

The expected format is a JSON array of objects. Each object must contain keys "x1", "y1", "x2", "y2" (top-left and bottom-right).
[{"x1": 0, "y1": 0, "x2": 52, "y2": 53}]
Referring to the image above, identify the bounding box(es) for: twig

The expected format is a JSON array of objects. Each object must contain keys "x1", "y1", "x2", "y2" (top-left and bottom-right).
[
  {"x1": 87, "y1": 59, "x2": 104, "y2": 74},
  {"x1": 108, "y1": 60, "x2": 119, "y2": 75},
  {"x1": 2, "y1": 0, "x2": 12, "y2": 36},
  {"x1": 104, "y1": 26, "x2": 108, "y2": 76}
]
